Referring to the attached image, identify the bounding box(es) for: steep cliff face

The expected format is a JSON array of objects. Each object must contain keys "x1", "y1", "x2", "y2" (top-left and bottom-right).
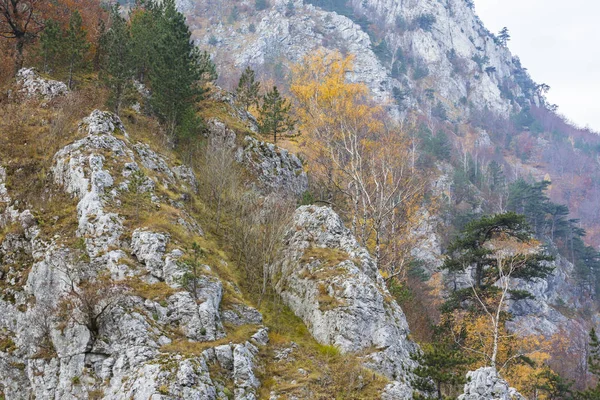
[
  {"x1": 347, "y1": 0, "x2": 537, "y2": 115},
  {"x1": 185, "y1": 0, "x2": 538, "y2": 119}
]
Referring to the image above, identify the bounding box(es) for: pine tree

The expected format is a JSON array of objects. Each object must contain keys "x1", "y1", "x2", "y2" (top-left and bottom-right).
[
  {"x1": 442, "y1": 212, "x2": 554, "y2": 308},
  {"x1": 235, "y1": 66, "x2": 260, "y2": 111},
  {"x1": 178, "y1": 242, "x2": 204, "y2": 300},
  {"x1": 575, "y1": 329, "x2": 600, "y2": 399},
  {"x1": 255, "y1": 0, "x2": 268, "y2": 11},
  {"x1": 94, "y1": 19, "x2": 108, "y2": 71},
  {"x1": 39, "y1": 19, "x2": 62, "y2": 74},
  {"x1": 589, "y1": 328, "x2": 600, "y2": 377},
  {"x1": 285, "y1": 0, "x2": 295, "y2": 16},
  {"x1": 498, "y1": 27, "x2": 510, "y2": 46},
  {"x1": 487, "y1": 160, "x2": 505, "y2": 192},
  {"x1": 507, "y1": 179, "x2": 552, "y2": 237},
  {"x1": 412, "y1": 342, "x2": 471, "y2": 399},
  {"x1": 129, "y1": 4, "x2": 157, "y2": 83},
  {"x1": 64, "y1": 11, "x2": 90, "y2": 89},
  {"x1": 534, "y1": 369, "x2": 573, "y2": 399},
  {"x1": 148, "y1": 0, "x2": 201, "y2": 141},
  {"x1": 195, "y1": 48, "x2": 218, "y2": 87},
  {"x1": 258, "y1": 86, "x2": 294, "y2": 144},
  {"x1": 102, "y1": 5, "x2": 134, "y2": 115}
]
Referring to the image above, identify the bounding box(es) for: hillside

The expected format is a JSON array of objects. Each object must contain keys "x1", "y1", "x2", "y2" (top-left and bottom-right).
[
  {"x1": 187, "y1": 0, "x2": 600, "y2": 245},
  {"x1": 1, "y1": 0, "x2": 600, "y2": 399},
  {"x1": 183, "y1": 0, "x2": 600, "y2": 384},
  {"x1": 0, "y1": 70, "x2": 420, "y2": 399}
]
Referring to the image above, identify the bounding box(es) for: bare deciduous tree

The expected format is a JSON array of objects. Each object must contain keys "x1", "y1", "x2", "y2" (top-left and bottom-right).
[
  {"x1": 0, "y1": 0, "x2": 44, "y2": 73},
  {"x1": 200, "y1": 132, "x2": 239, "y2": 231},
  {"x1": 54, "y1": 258, "x2": 126, "y2": 350}
]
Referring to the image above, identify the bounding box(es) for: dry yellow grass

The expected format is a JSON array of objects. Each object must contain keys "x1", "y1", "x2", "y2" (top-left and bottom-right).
[
  {"x1": 257, "y1": 301, "x2": 389, "y2": 399},
  {"x1": 125, "y1": 277, "x2": 181, "y2": 302},
  {"x1": 0, "y1": 73, "x2": 391, "y2": 400},
  {"x1": 161, "y1": 324, "x2": 259, "y2": 356}
]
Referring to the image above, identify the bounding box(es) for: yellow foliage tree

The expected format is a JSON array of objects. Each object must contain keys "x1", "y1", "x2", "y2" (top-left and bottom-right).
[
  {"x1": 448, "y1": 310, "x2": 565, "y2": 398},
  {"x1": 290, "y1": 50, "x2": 427, "y2": 278},
  {"x1": 443, "y1": 235, "x2": 565, "y2": 398}
]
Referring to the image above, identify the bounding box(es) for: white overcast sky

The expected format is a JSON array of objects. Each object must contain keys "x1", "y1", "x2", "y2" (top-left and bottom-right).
[{"x1": 473, "y1": 0, "x2": 600, "y2": 132}]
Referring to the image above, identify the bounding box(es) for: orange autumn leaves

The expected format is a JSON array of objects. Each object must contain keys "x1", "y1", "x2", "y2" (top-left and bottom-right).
[
  {"x1": 449, "y1": 311, "x2": 566, "y2": 398},
  {"x1": 0, "y1": 0, "x2": 106, "y2": 78},
  {"x1": 290, "y1": 50, "x2": 383, "y2": 141}
]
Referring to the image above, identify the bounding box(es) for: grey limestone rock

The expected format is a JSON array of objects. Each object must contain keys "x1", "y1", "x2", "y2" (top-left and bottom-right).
[
  {"x1": 16, "y1": 68, "x2": 68, "y2": 100},
  {"x1": 0, "y1": 110, "x2": 267, "y2": 399},
  {"x1": 131, "y1": 229, "x2": 170, "y2": 279},
  {"x1": 458, "y1": 367, "x2": 525, "y2": 400},
  {"x1": 238, "y1": 136, "x2": 308, "y2": 196},
  {"x1": 205, "y1": 119, "x2": 308, "y2": 196},
  {"x1": 271, "y1": 205, "x2": 417, "y2": 392},
  {"x1": 222, "y1": 304, "x2": 264, "y2": 327}
]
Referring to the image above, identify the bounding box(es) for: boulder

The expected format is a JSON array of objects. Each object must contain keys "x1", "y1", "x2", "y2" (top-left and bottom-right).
[
  {"x1": 459, "y1": 367, "x2": 526, "y2": 400},
  {"x1": 16, "y1": 68, "x2": 68, "y2": 100}
]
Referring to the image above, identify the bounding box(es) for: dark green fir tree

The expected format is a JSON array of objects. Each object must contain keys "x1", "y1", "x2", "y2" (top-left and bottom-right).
[
  {"x1": 235, "y1": 66, "x2": 260, "y2": 111},
  {"x1": 102, "y1": 5, "x2": 134, "y2": 115},
  {"x1": 258, "y1": 86, "x2": 294, "y2": 144},
  {"x1": 64, "y1": 11, "x2": 89, "y2": 89}
]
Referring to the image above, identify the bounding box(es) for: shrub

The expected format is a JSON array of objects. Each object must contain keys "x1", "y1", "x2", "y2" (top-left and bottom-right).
[
  {"x1": 395, "y1": 15, "x2": 408, "y2": 31},
  {"x1": 412, "y1": 61, "x2": 429, "y2": 80},
  {"x1": 392, "y1": 87, "x2": 409, "y2": 105},
  {"x1": 432, "y1": 101, "x2": 448, "y2": 121},
  {"x1": 415, "y1": 13, "x2": 436, "y2": 31},
  {"x1": 255, "y1": 0, "x2": 268, "y2": 10}
]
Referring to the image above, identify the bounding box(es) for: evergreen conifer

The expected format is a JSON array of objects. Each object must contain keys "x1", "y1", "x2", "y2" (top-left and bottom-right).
[{"x1": 258, "y1": 86, "x2": 294, "y2": 143}]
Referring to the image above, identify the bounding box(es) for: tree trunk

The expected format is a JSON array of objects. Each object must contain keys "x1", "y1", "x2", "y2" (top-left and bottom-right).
[
  {"x1": 375, "y1": 225, "x2": 381, "y2": 266},
  {"x1": 14, "y1": 36, "x2": 25, "y2": 75},
  {"x1": 68, "y1": 55, "x2": 75, "y2": 90},
  {"x1": 491, "y1": 318, "x2": 499, "y2": 368}
]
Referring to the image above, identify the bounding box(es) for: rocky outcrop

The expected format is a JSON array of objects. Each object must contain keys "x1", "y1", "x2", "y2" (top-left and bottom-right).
[
  {"x1": 52, "y1": 110, "x2": 132, "y2": 260},
  {"x1": 271, "y1": 205, "x2": 418, "y2": 395},
  {"x1": 206, "y1": 119, "x2": 308, "y2": 196},
  {"x1": 0, "y1": 110, "x2": 267, "y2": 399},
  {"x1": 16, "y1": 68, "x2": 68, "y2": 100},
  {"x1": 103, "y1": 329, "x2": 268, "y2": 400},
  {"x1": 459, "y1": 367, "x2": 525, "y2": 400},
  {"x1": 237, "y1": 136, "x2": 308, "y2": 196}
]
